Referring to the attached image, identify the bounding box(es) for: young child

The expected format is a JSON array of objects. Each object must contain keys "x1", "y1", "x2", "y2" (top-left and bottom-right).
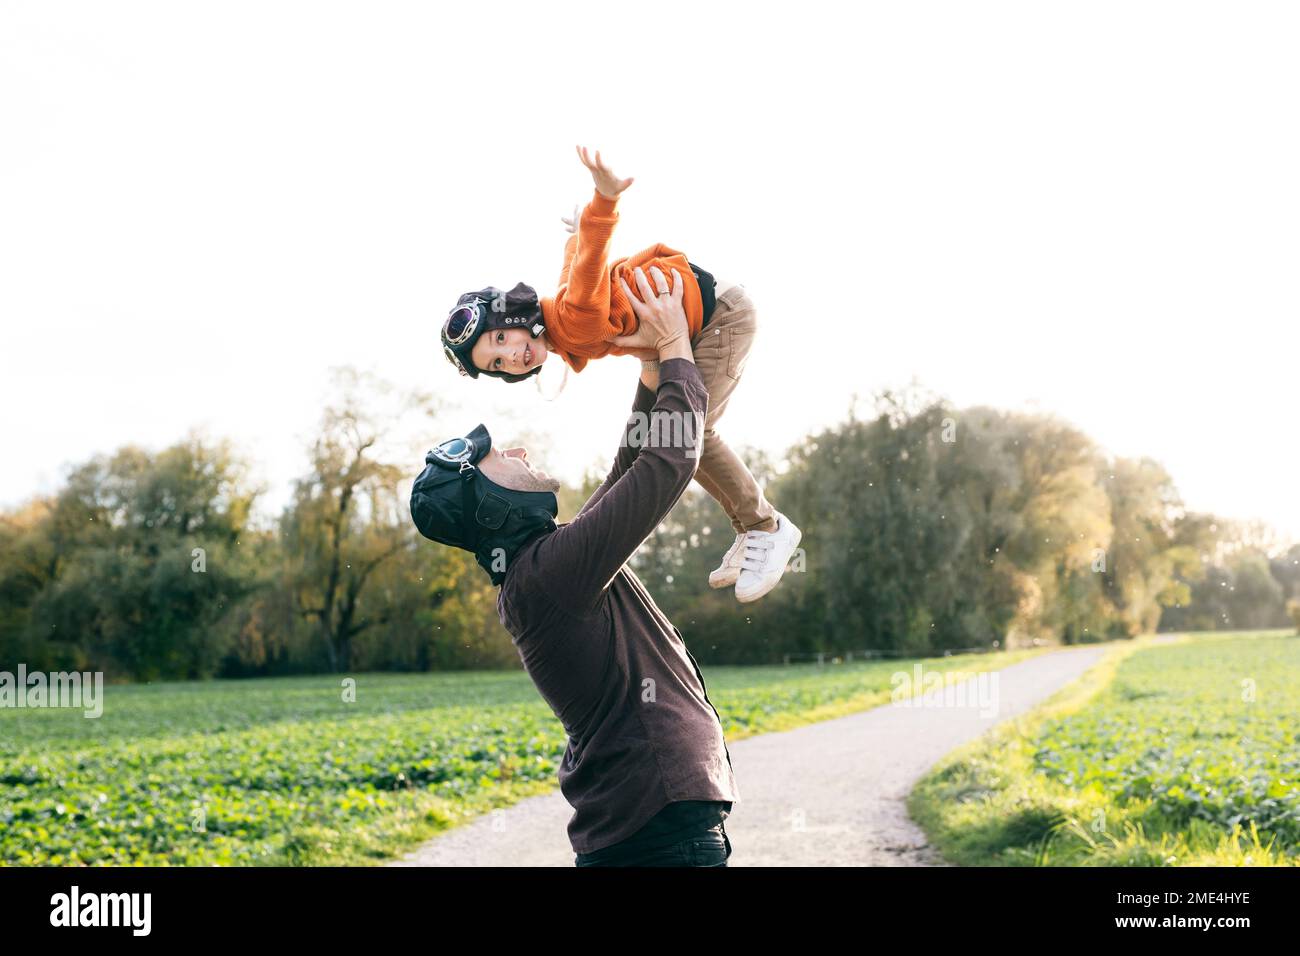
[{"x1": 440, "y1": 145, "x2": 801, "y2": 603}]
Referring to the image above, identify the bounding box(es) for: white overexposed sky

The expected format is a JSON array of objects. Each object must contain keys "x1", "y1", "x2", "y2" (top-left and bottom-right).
[{"x1": 2, "y1": 1, "x2": 1297, "y2": 542}]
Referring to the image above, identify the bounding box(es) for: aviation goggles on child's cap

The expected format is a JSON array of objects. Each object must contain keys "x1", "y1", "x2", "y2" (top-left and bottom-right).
[{"x1": 441, "y1": 283, "x2": 547, "y2": 383}]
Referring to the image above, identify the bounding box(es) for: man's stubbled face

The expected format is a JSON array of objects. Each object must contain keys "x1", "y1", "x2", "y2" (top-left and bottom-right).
[
  {"x1": 471, "y1": 328, "x2": 549, "y2": 376},
  {"x1": 478, "y1": 446, "x2": 560, "y2": 493}
]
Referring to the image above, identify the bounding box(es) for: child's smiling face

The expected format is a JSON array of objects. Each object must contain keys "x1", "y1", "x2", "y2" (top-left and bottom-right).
[{"x1": 471, "y1": 327, "x2": 549, "y2": 376}]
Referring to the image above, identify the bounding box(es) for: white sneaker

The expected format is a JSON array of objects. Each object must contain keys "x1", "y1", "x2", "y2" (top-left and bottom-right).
[
  {"x1": 734, "y1": 513, "x2": 802, "y2": 604},
  {"x1": 708, "y1": 533, "x2": 747, "y2": 589}
]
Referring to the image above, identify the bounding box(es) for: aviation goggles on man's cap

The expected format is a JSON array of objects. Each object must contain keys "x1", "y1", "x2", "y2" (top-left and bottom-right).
[
  {"x1": 428, "y1": 433, "x2": 482, "y2": 470},
  {"x1": 409, "y1": 422, "x2": 558, "y2": 586}
]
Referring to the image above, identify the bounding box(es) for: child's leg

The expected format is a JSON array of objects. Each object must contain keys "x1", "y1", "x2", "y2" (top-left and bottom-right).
[
  {"x1": 692, "y1": 464, "x2": 745, "y2": 535},
  {"x1": 698, "y1": 430, "x2": 776, "y2": 533},
  {"x1": 689, "y1": 284, "x2": 778, "y2": 534}
]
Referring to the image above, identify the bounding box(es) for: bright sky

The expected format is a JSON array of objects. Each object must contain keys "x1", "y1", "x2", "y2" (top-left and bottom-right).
[{"x1": 2, "y1": 1, "x2": 1297, "y2": 543}]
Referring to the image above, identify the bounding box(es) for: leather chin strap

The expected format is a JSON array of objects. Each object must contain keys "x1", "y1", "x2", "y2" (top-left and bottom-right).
[{"x1": 459, "y1": 462, "x2": 479, "y2": 551}]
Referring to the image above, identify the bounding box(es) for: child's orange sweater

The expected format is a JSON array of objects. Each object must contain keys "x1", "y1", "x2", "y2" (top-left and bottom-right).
[{"x1": 539, "y1": 189, "x2": 706, "y2": 373}]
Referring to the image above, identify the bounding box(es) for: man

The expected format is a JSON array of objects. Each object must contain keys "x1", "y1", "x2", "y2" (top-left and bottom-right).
[{"x1": 411, "y1": 265, "x2": 739, "y2": 867}]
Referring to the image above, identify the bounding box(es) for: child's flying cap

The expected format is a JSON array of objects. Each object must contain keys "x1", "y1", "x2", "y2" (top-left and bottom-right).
[{"x1": 442, "y1": 283, "x2": 546, "y2": 383}]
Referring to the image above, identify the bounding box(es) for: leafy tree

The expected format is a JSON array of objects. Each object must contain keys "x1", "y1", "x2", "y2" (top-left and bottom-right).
[
  {"x1": 279, "y1": 368, "x2": 437, "y2": 672},
  {"x1": 1098, "y1": 457, "x2": 1196, "y2": 637},
  {"x1": 18, "y1": 433, "x2": 260, "y2": 678},
  {"x1": 1269, "y1": 544, "x2": 1300, "y2": 602}
]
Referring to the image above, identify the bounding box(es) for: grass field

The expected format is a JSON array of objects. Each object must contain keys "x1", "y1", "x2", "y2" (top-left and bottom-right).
[
  {"x1": 908, "y1": 630, "x2": 1300, "y2": 866},
  {"x1": 0, "y1": 647, "x2": 1038, "y2": 866}
]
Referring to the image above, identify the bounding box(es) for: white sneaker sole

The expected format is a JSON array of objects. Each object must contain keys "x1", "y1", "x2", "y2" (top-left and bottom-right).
[
  {"x1": 735, "y1": 522, "x2": 803, "y2": 604},
  {"x1": 708, "y1": 533, "x2": 746, "y2": 589},
  {"x1": 709, "y1": 567, "x2": 741, "y2": 589}
]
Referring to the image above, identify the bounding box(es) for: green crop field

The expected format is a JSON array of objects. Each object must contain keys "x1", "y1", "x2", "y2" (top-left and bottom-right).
[
  {"x1": 0, "y1": 648, "x2": 1035, "y2": 866},
  {"x1": 909, "y1": 630, "x2": 1300, "y2": 866}
]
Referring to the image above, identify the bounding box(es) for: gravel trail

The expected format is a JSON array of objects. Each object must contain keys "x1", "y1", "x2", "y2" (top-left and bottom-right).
[{"x1": 391, "y1": 646, "x2": 1108, "y2": 867}]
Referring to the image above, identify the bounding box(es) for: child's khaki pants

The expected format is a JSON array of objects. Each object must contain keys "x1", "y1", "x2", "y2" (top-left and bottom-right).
[{"x1": 688, "y1": 283, "x2": 778, "y2": 535}]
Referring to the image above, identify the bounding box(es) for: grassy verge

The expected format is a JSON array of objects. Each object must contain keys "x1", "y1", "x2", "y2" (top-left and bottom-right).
[{"x1": 908, "y1": 630, "x2": 1300, "y2": 866}]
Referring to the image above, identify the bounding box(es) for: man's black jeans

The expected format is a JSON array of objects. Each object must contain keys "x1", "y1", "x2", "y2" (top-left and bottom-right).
[{"x1": 574, "y1": 800, "x2": 733, "y2": 867}]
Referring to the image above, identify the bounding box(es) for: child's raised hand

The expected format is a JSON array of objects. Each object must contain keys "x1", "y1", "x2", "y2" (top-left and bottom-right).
[
  {"x1": 576, "y1": 145, "x2": 634, "y2": 199},
  {"x1": 560, "y1": 203, "x2": 579, "y2": 234}
]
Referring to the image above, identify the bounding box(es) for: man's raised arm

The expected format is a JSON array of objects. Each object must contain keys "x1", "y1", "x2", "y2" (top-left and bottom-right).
[{"x1": 574, "y1": 360, "x2": 664, "y2": 520}]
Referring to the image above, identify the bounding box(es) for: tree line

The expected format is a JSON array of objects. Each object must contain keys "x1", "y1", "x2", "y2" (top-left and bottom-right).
[{"x1": 2, "y1": 374, "x2": 1297, "y2": 680}]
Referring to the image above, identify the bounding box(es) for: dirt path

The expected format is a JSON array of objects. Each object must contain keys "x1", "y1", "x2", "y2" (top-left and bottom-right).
[{"x1": 391, "y1": 645, "x2": 1109, "y2": 867}]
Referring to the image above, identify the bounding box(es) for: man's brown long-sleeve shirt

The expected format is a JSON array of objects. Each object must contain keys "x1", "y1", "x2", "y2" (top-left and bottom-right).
[{"x1": 497, "y1": 358, "x2": 740, "y2": 854}]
